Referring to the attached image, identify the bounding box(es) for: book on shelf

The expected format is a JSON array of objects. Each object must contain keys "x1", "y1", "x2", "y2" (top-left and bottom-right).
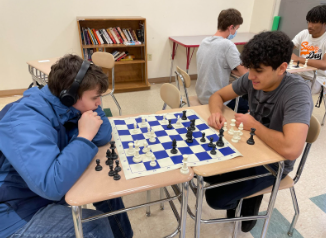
[
  {"x1": 88, "y1": 28, "x2": 98, "y2": 45},
  {"x1": 112, "y1": 28, "x2": 123, "y2": 44},
  {"x1": 101, "y1": 29, "x2": 112, "y2": 44},
  {"x1": 106, "y1": 29, "x2": 116, "y2": 44},
  {"x1": 117, "y1": 27, "x2": 127, "y2": 43},
  {"x1": 109, "y1": 28, "x2": 120, "y2": 44},
  {"x1": 95, "y1": 30, "x2": 104, "y2": 44},
  {"x1": 92, "y1": 29, "x2": 102, "y2": 44}
]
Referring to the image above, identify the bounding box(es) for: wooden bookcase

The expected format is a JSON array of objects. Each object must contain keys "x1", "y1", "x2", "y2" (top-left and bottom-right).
[{"x1": 76, "y1": 16, "x2": 150, "y2": 93}]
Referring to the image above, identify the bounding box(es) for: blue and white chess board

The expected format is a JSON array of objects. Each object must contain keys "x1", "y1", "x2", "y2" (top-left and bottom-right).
[{"x1": 109, "y1": 109, "x2": 242, "y2": 180}]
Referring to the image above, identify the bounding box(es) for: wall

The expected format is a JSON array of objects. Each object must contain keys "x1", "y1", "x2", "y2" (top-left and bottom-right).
[
  {"x1": 0, "y1": 0, "x2": 258, "y2": 90},
  {"x1": 249, "y1": 0, "x2": 277, "y2": 33}
]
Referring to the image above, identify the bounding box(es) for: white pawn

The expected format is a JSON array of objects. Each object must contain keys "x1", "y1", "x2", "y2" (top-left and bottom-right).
[
  {"x1": 228, "y1": 119, "x2": 236, "y2": 135},
  {"x1": 162, "y1": 115, "x2": 167, "y2": 124},
  {"x1": 176, "y1": 115, "x2": 182, "y2": 126},
  {"x1": 238, "y1": 122, "x2": 243, "y2": 136},
  {"x1": 180, "y1": 160, "x2": 189, "y2": 174},
  {"x1": 231, "y1": 131, "x2": 240, "y2": 143},
  {"x1": 149, "y1": 129, "x2": 156, "y2": 142},
  {"x1": 127, "y1": 142, "x2": 134, "y2": 155},
  {"x1": 183, "y1": 155, "x2": 188, "y2": 163},
  {"x1": 304, "y1": 59, "x2": 308, "y2": 67},
  {"x1": 133, "y1": 122, "x2": 138, "y2": 133},
  {"x1": 133, "y1": 148, "x2": 142, "y2": 163},
  {"x1": 223, "y1": 122, "x2": 228, "y2": 132},
  {"x1": 142, "y1": 141, "x2": 148, "y2": 153},
  {"x1": 146, "y1": 146, "x2": 152, "y2": 157},
  {"x1": 134, "y1": 140, "x2": 140, "y2": 150},
  {"x1": 146, "y1": 126, "x2": 151, "y2": 137},
  {"x1": 141, "y1": 116, "x2": 146, "y2": 127},
  {"x1": 150, "y1": 154, "x2": 157, "y2": 167}
]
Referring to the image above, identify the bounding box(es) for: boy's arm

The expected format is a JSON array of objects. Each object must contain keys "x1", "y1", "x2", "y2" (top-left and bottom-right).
[
  {"x1": 91, "y1": 106, "x2": 112, "y2": 146},
  {"x1": 232, "y1": 65, "x2": 248, "y2": 77},
  {"x1": 292, "y1": 53, "x2": 326, "y2": 70}
]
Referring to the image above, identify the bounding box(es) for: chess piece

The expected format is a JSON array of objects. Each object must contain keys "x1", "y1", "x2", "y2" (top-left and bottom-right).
[
  {"x1": 133, "y1": 122, "x2": 138, "y2": 133},
  {"x1": 228, "y1": 119, "x2": 236, "y2": 135},
  {"x1": 149, "y1": 130, "x2": 156, "y2": 142},
  {"x1": 134, "y1": 140, "x2": 140, "y2": 149},
  {"x1": 114, "y1": 160, "x2": 121, "y2": 172},
  {"x1": 111, "y1": 146, "x2": 118, "y2": 160},
  {"x1": 186, "y1": 130, "x2": 193, "y2": 143},
  {"x1": 238, "y1": 122, "x2": 243, "y2": 136},
  {"x1": 176, "y1": 115, "x2": 182, "y2": 126},
  {"x1": 146, "y1": 146, "x2": 152, "y2": 157},
  {"x1": 170, "y1": 139, "x2": 178, "y2": 154},
  {"x1": 142, "y1": 141, "x2": 149, "y2": 153},
  {"x1": 223, "y1": 122, "x2": 228, "y2": 132},
  {"x1": 95, "y1": 159, "x2": 102, "y2": 171},
  {"x1": 113, "y1": 170, "x2": 121, "y2": 181},
  {"x1": 304, "y1": 59, "x2": 308, "y2": 67},
  {"x1": 141, "y1": 116, "x2": 146, "y2": 127},
  {"x1": 127, "y1": 142, "x2": 134, "y2": 155},
  {"x1": 290, "y1": 59, "x2": 294, "y2": 66},
  {"x1": 106, "y1": 149, "x2": 113, "y2": 165},
  {"x1": 180, "y1": 161, "x2": 189, "y2": 174},
  {"x1": 295, "y1": 61, "x2": 300, "y2": 68},
  {"x1": 182, "y1": 110, "x2": 187, "y2": 120},
  {"x1": 183, "y1": 155, "x2": 188, "y2": 163},
  {"x1": 208, "y1": 137, "x2": 214, "y2": 147},
  {"x1": 200, "y1": 132, "x2": 206, "y2": 142},
  {"x1": 231, "y1": 131, "x2": 240, "y2": 143},
  {"x1": 247, "y1": 128, "x2": 256, "y2": 145},
  {"x1": 216, "y1": 128, "x2": 225, "y2": 147},
  {"x1": 189, "y1": 119, "x2": 196, "y2": 131},
  {"x1": 108, "y1": 164, "x2": 115, "y2": 176},
  {"x1": 146, "y1": 126, "x2": 151, "y2": 136},
  {"x1": 210, "y1": 144, "x2": 217, "y2": 155},
  {"x1": 150, "y1": 154, "x2": 157, "y2": 167},
  {"x1": 133, "y1": 148, "x2": 142, "y2": 163},
  {"x1": 162, "y1": 115, "x2": 167, "y2": 124},
  {"x1": 167, "y1": 119, "x2": 173, "y2": 129}
]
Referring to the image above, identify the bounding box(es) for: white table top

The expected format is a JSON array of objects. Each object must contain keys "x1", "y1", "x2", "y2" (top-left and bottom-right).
[{"x1": 169, "y1": 32, "x2": 256, "y2": 47}]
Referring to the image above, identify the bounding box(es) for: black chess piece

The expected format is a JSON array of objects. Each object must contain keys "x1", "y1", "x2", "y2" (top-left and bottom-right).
[
  {"x1": 167, "y1": 119, "x2": 173, "y2": 129},
  {"x1": 208, "y1": 137, "x2": 214, "y2": 147},
  {"x1": 111, "y1": 146, "x2": 118, "y2": 160},
  {"x1": 216, "y1": 134, "x2": 224, "y2": 147},
  {"x1": 114, "y1": 160, "x2": 121, "y2": 172},
  {"x1": 181, "y1": 110, "x2": 187, "y2": 120},
  {"x1": 95, "y1": 159, "x2": 102, "y2": 171},
  {"x1": 219, "y1": 128, "x2": 225, "y2": 137},
  {"x1": 106, "y1": 149, "x2": 113, "y2": 165},
  {"x1": 186, "y1": 130, "x2": 193, "y2": 143},
  {"x1": 189, "y1": 119, "x2": 196, "y2": 131},
  {"x1": 108, "y1": 164, "x2": 115, "y2": 176},
  {"x1": 113, "y1": 170, "x2": 121, "y2": 180},
  {"x1": 247, "y1": 128, "x2": 256, "y2": 145},
  {"x1": 170, "y1": 139, "x2": 178, "y2": 154},
  {"x1": 210, "y1": 144, "x2": 217, "y2": 155},
  {"x1": 200, "y1": 132, "x2": 206, "y2": 142},
  {"x1": 110, "y1": 141, "x2": 116, "y2": 148}
]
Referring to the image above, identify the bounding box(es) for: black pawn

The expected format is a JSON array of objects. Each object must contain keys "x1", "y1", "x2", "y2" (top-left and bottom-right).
[
  {"x1": 181, "y1": 110, "x2": 187, "y2": 120},
  {"x1": 200, "y1": 132, "x2": 206, "y2": 142},
  {"x1": 111, "y1": 146, "x2": 118, "y2": 160},
  {"x1": 170, "y1": 139, "x2": 178, "y2": 154},
  {"x1": 208, "y1": 137, "x2": 214, "y2": 147},
  {"x1": 295, "y1": 61, "x2": 300, "y2": 68},
  {"x1": 113, "y1": 170, "x2": 121, "y2": 180},
  {"x1": 106, "y1": 149, "x2": 112, "y2": 165},
  {"x1": 167, "y1": 119, "x2": 173, "y2": 129},
  {"x1": 108, "y1": 164, "x2": 115, "y2": 176},
  {"x1": 186, "y1": 130, "x2": 193, "y2": 143},
  {"x1": 190, "y1": 119, "x2": 196, "y2": 131},
  {"x1": 210, "y1": 144, "x2": 217, "y2": 155},
  {"x1": 247, "y1": 128, "x2": 256, "y2": 145},
  {"x1": 95, "y1": 159, "x2": 102, "y2": 171},
  {"x1": 114, "y1": 160, "x2": 121, "y2": 172}
]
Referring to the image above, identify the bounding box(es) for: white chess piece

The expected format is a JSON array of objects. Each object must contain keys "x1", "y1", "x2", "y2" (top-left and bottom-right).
[
  {"x1": 141, "y1": 116, "x2": 146, "y2": 127},
  {"x1": 133, "y1": 122, "x2": 138, "y2": 133},
  {"x1": 290, "y1": 60, "x2": 294, "y2": 67},
  {"x1": 150, "y1": 154, "x2": 157, "y2": 167},
  {"x1": 304, "y1": 59, "x2": 308, "y2": 67},
  {"x1": 162, "y1": 115, "x2": 167, "y2": 124},
  {"x1": 183, "y1": 155, "x2": 188, "y2": 163},
  {"x1": 127, "y1": 142, "x2": 134, "y2": 155},
  {"x1": 134, "y1": 140, "x2": 140, "y2": 150},
  {"x1": 228, "y1": 119, "x2": 236, "y2": 135},
  {"x1": 223, "y1": 122, "x2": 228, "y2": 132},
  {"x1": 133, "y1": 148, "x2": 142, "y2": 163},
  {"x1": 146, "y1": 146, "x2": 152, "y2": 157},
  {"x1": 146, "y1": 126, "x2": 151, "y2": 137},
  {"x1": 231, "y1": 131, "x2": 240, "y2": 143},
  {"x1": 180, "y1": 161, "x2": 189, "y2": 174},
  {"x1": 149, "y1": 130, "x2": 156, "y2": 142},
  {"x1": 142, "y1": 141, "x2": 148, "y2": 153},
  {"x1": 176, "y1": 115, "x2": 182, "y2": 127},
  {"x1": 238, "y1": 122, "x2": 243, "y2": 136}
]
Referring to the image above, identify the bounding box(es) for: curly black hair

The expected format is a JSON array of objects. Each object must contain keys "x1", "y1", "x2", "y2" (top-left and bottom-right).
[
  {"x1": 240, "y1": 31, "x2": 293, "y2": 70},
  {"x1": 306, "y1": 5, "x2": 326, "y2": 24}
]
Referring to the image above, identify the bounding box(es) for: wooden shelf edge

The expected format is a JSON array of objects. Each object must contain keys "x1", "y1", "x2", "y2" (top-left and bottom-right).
[
  {"x1": 83, "y1": 44, "x2": 145, "y2": 49},
  {"x1": 115, "y1": 60, "x2": 145, "y2": 65},
  {"x1": 114, "y1": 83, "x2": 150, "y2": 93}
]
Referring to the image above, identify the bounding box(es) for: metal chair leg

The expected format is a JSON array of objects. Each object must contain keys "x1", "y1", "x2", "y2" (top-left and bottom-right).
[
  {"x1": 160, "y1": 187, "x2": 165, "y2": 210},
  {"x1": 322, "y1": 93, "x2": 326, "y2": 126},
  {"x1": 179, "y1": 182, "x2": 189, "y2": 238},
  {"x1": 110, "y1": 93, "x2": 121, "y2": 116},
  {"x1": 146, "y1": 190, "x2": 151, "y2": 216},
  {"x1": 234, "y1": 96, "x2": 240, "y2": 113},
  {"x1": 194, "y1": 175, "x2": 204, "y2": 238},
  {"x1": 72, "y1": 206, "x2": 84, "y2": 238},
  {"x1": 288, "y1": 187, "x2": 299, "y2": 237},
  {"x1": 162, "y1": 103, "x2": 167, "y2": 110},
  {"x1": 233, "y1": 198, "x2": 243, "y2": 238}
]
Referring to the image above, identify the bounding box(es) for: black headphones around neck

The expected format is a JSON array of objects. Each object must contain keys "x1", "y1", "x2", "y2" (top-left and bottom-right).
[{"x1": 59, "y1": 60, "x2": 91, "y2": 107}]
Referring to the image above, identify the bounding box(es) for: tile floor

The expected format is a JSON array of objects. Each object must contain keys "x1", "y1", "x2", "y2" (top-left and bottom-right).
[{"x1": 1, "y1": 82, "x2": 326, "y2": 238}]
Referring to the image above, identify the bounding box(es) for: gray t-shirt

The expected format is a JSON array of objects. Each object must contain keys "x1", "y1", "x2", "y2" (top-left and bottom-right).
[
  {"x1": 195, "y1": 36, "x2": 241, "y2": 105},
  {"x1": 232, "y1": 72, "x2": 313, "y2": 174}
]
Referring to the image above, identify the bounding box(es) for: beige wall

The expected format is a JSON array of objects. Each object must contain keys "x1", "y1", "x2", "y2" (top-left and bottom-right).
[
  {"x1": 0, "y1": 0, "x2": 275, "y2": 91},
  {"x1": 250, "y1": 0, "x2": 277, "y2": 33}
]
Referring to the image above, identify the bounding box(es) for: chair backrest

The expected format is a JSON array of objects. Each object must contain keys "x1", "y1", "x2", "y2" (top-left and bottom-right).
[
  {"x1": 293, "y1": 115, "x2": 321, "y2": 184},
  {"x1": 91, "y1": 52, "x2": 115, "y2": 69},
  {"x1": 176, "y1": 66, "x2": 191, "y2": 88},
  {"x1": 160, "y1": 83, "x2": 181, "y2": 109}
]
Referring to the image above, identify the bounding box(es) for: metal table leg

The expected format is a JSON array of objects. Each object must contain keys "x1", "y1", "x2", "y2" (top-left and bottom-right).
[
  {"x1": 185, "y1": 47, "x2": 196, "y2": 74},
  {"x1": 179, "y1": 182, "x2": 189, "y2": 238},
  {"x1": 169, "y1": 42, "x2": 178, "y2": 83},
  {"x1": 322, "y1": 92, "x2": 326, "y2": 126},
  {"x1": 160, "y1": 187, "x2": 165, "y2": 210},
  {"x1": 310, "y1": 70, "x2": 317, "y2": 92},
  {"x1": 146, "y1": 190, "x2": 151, "y2": 216},
  {"x1": 72, "y1": 206, "x2": 84, "y2": 238},
  {"x1": 194, "y1": 175, "x2": 204, "y2": 238}
]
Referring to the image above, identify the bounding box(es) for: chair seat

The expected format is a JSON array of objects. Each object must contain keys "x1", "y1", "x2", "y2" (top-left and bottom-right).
[
  {"x1": 102, "y1": 88, "x2": 112, "y2": 96},
  {"x1": 245, "y1": 175, "x2": 294, "y2": 199},
  {"x1": 188, "y1": 96, "x2": 202, "y2": 106}
]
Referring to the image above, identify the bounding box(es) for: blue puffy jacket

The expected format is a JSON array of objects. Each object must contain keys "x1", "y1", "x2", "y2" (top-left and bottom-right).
[{"x1": 0, "y1": 85, "x2": 112, "y2": 237}]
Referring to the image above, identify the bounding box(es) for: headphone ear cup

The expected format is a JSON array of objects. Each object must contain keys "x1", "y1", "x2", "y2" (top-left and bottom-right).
[{"x1": 60, "y1": 90, "x2": 76, "y2": 107}]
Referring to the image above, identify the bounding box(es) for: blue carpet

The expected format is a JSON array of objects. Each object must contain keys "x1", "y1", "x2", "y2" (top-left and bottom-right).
[
  {"x1": 250, "y1": 209, "x2": 303, "y2": 238},
  {"x1": 310, "y1": 193, "x2": 326, "y2": 213}
]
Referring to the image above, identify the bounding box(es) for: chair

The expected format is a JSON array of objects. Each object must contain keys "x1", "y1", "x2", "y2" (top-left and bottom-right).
[
  {"x1": 233, "y1": 115, "x2": 321, "y2": 237},
  {"x1": 91, "y1": 52, "x2": 122, "y2": 116},
  {"x1": 160, "y1": 83, "x2": 181, "y2": 110},
  {"x1": 175, "y1": 66, "x2": 202, "y2": 107}
]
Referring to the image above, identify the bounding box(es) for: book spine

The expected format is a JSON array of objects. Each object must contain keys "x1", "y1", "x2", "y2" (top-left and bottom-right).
[
  {"x1": 113, "y1": 27, "x2": 123, "y2": 44},
  {"x1": 116, "y1": 53, "x2": 127, "y2": 61},
  {"x1": 92, "y1": 29, "x2": 102, "y2": 44},
  {"x1": 84, "y1": 29, "x2": 90, "y2": 45},
  {"x1": 123, "y1": 28, "x2": 131, "y2": 42},
  {"x1": 106, "y1": 29, "x2": 116, "y2": 44},
  {"x1": 117, "y1": 27, "x2": 127, "y2": 43},
  {"x1": 111, "y1": 51, "x2": 120, "y2": 57},
  {"x1": 102, "y1": 29, "x2": 112, "y2": 44},
  {"x1": 87, "y1": 28, "x2": 95, "y2": 45},
  {"x1": 109, "y1": 28, "x2": 120, "y2": 44},
  {"x1": 81, "y1": 27, "x2": 85, "y2": 45},
  {"x1": 96, "y1": 30, "x2": 105, "y2": 44},
  {"x1": 131, "y1": 29, "x2": 139, "y2": 42},
  {"x1": 127, "y1": 28, "x2": 134, "y2": 42},
  {"x1": 114, "y1": 51, "x2": 125, "y2": 60},
  {"x1": 89, "y1": 28, "x2": 98, "y2": 45},
  {"x1": 98, "y1": 30, "x2": 108, "y2": 44}
]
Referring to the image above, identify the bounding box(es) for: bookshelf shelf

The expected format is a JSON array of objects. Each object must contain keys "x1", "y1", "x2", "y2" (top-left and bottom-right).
[{"x1": 77, "y1": 17, "x2": 150, "y2": 93}]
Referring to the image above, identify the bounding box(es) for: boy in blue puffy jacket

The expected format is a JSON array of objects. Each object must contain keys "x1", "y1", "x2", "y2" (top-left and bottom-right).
[{"x1": 0, "y1": 55, "x2": 133, "y2": 238}]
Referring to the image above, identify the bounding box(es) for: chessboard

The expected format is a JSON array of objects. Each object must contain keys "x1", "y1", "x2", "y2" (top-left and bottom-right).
[{"x1": 109, "y1": 109, "x2": 242, "y2": 180}]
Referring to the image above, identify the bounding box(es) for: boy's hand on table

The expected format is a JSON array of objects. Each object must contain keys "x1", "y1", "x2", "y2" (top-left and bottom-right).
[
  {"x1": 234, "y1": 113, "x2": 258, "y2": 130},
  {"x1": 78, "y1": 110, "x2": 103, "y2": 141},
  {"x1": 208, "y1": 112, "x2": 226, "y2": 130}
]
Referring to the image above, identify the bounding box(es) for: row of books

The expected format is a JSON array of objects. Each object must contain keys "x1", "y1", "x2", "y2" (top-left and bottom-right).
[
  {"x1": 83, "y1": 48, "x2": 134, "y2": 62},
  {"x1": 81, "y1": 27, "x2": 142, "y2": 46}
]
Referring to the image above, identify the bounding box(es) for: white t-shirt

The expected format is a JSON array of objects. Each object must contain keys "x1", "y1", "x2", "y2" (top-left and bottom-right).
[{"x1": 292, "y1": 29, "x2": 326, "y2": 88}]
